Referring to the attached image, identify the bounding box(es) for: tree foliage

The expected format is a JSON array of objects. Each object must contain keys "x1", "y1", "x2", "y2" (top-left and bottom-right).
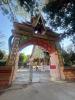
[
  {"x1": 18, "y1": 0, "x2": 35, "y2": 11},
  {"x1": 0, "y1": 50, "x2": 4, "y2": 60},
  {"x1": 18, "y1": 53, "x2": 28, "y2": 67},
  {"x1": 71, "y1": 35, "x2": 75, "y2": 47},
  {"x1": 0, "y1": 0, "x2": 40, "y2": 23},
  {"x1": 61, "y1": 48, "x2": 75, "y2": 67},
  {"x1": 0, "y1": 50, "x2": 7, "y2": 66},
  {"x1": 61, "y1": 49, "x2": 72, "y2": 66},
  {"x1": 43, "y1": 0, "x2": 75, "y2": 39}
]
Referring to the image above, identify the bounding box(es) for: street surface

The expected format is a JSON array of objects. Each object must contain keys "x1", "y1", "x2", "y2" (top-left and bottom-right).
[
  {"x1": 0, "y1": 81, "x2": 75, "y2": 100},
  {"x1": 14, "y1": 68, "x2": 50, "y2": 84}
]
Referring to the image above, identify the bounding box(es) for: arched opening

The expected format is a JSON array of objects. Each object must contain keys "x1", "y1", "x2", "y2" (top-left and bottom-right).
[
  {"x1": 10, "y1": 37, "x2": 61, "y2": 85},
  {"x1": 14, "y1": 44, "x2": 51, "y2": 84}
]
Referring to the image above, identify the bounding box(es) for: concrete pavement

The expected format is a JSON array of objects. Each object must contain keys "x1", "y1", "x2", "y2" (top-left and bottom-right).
[
  {"x1": 0, "y1": 81, "x2": 75, "y2": 100},
  {"x1": 14, "y1": 69, "x2": 50, "y2": 84}
]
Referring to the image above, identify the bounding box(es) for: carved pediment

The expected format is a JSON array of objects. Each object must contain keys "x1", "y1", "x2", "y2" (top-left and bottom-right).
[{"x1": 32, "y1": 14, "x2": 46, "y2": 35}]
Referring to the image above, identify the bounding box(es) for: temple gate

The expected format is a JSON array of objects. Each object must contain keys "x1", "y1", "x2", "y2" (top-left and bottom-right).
[{"x1": 0, "y1": 15, "x2": 64, "y2": 86}]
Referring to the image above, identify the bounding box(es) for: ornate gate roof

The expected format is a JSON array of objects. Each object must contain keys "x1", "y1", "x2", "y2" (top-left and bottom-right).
[{"x1": 13, "y1": 14, "x2": 59, "y2": 41}]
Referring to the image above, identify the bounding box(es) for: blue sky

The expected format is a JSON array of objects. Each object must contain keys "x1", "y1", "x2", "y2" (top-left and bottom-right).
[
  {"x1": 20, "y1": 45, "x2": 33, "y2": 55},
  {"x1": 0, "y1": 11, "x2": 33, "y2": 55},
  {"x1": 0, "y1": 10, "x2": 72, "y2": 55},
  {"x1": 0, "y1": 11, "x2": 12, "y2": 53}
]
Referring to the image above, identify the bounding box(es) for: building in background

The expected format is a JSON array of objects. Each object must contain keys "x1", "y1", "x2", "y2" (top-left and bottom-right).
[{"x1": 30, "y1": 45, "x2": 50, "y2": 71}]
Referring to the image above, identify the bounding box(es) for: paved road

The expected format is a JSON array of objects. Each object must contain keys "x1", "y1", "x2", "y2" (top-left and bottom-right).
[
  {"x1": 14, "y1": 69, "x2": 50, "y2": 84},
  {"x1": 0, "y1": 81, "x2": 75, "y2": 100}
]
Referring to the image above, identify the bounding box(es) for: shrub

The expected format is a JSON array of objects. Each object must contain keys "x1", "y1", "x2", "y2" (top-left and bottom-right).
[{"x1": 0, "y1": 60, "x2": 6, "y2": 66}]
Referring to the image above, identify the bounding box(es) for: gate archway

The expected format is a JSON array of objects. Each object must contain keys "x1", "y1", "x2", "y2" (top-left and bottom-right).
[{"x1": 7, "y1": 14, "x2": 64, "y2": 84}]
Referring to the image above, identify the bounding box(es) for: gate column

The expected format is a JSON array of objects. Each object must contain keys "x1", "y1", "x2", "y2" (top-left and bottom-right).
[
  {"x1": 7, "y1": 35, "x2": 20, "y2": 83},
  {"x1": 50, "y1": 43, "x2": 65, "y2": 81},
  {"x1": 56, "y1": 43, "x2": 65, "y2": 80},
  {"x1": 50, "y1": 50, "x2": 61, "y2": 80}
]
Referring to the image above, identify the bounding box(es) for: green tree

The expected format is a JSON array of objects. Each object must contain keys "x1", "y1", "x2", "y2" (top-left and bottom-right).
[
  {"x1": 0, "y1": 0, "x2": 38, "y2": 21},
  {"x1": 0, "y1": 50, "x2": 4, "y2": 60},
  {"x1": 43, "y1": 0, "x2": 75, "y2": 39},
  {"x1": 71, "y1": 35, "x2": 75, "y2": 48},
  {"x1": 18, "y1": 53, "x2": 28, "y2": 67},
  {"x1": 70, "y1": 52, "x2": 75, "y2": 65},
  {"x1": 61, "y1": 47, "x2": 75, "y2": 67},
  {"x1": 61, "y1": 49, "x2": 72, "y2": 66},
  {"x1": 0, "y1": 50, "x2": 6, "y2": 66}
]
